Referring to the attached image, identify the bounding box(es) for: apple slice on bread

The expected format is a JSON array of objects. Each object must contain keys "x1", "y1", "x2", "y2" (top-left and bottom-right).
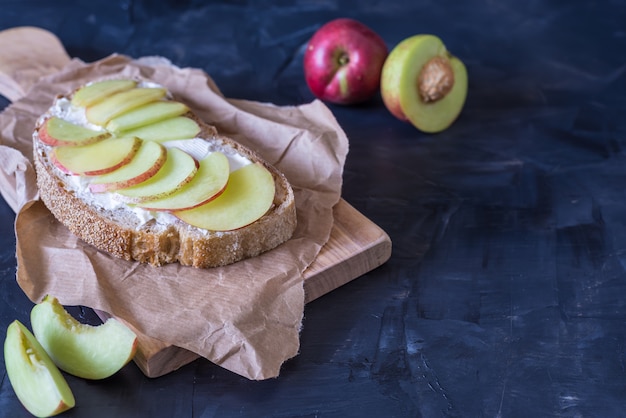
[
  {"x1": 115, "y1": 147, "x2": 199, "y2": 203},
  {"x1": 33, "y1": 78, "x2": 297, "y2": 268},
  {"x1": 39, "y1": 117, "x2": 112, "y2": 147},
  {"x1": 51, "y1": 136, "x2": 142, "y2": 176}
]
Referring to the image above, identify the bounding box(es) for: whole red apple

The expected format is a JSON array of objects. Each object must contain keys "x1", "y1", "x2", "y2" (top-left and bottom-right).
[{"x1": 303, "y1": 18, "x2": 388, "y2": 105}]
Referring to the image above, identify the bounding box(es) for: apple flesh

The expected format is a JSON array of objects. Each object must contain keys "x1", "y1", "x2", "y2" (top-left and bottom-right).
[
  {"x1": 303, "y1": 18, "x2": 388, "y2": 104},
  {"x1": 51, "y1": 136, "x2": 142, "y2": 176},
  {"x1": 105, "y1": 101, "x2": 190, "y2": 133},
  {"x1": 139, "y1": 151, "x2": 230, "y2": 211},
  {"x1": 71, "y1": 79, "x2": 137, "y2": 107},
  {"x1": 4, "y1": 320, "x2": 75, "y2": 417},
  {"x1": 115, "y1": 147, "x2": 199, "y2": 203},
  {"x1": 122, "y1": 116, "x2": 201, "y2": 142},
  {"x1": 89, "y1": 140, "x2": 167, "y2": 192},
  {"x1": 39, "y1": 117, "x2": 111, "y2": 147},
  {"x1": 174, "y1": 162, "x2": 275, "y2": 231},
  {"x1": 30, "y1": 295, "x2": 138, "y2": 380},
  {"x1": 85, "y1": 87, "x2": 167, "y2": 126},
  {"x1": 380, "y1": 34, "x2": 467, "y2": 133}
]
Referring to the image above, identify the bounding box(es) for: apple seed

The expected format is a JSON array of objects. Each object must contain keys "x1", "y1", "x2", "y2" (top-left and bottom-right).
[{"x1": 417, "y1": 55, "x2": 455, "y2": 103}]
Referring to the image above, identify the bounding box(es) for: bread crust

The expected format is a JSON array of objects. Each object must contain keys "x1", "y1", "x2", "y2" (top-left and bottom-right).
[{"x1": 33, "y1": 88, "x2": 297, "y2": 268}]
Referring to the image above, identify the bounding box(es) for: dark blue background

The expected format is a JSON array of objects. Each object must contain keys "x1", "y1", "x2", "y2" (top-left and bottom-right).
[{"x1": 2, "y1": 1, "x2": 626, "y2": 416}]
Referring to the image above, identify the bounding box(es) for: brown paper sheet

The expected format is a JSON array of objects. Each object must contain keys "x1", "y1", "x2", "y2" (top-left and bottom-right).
[{"x1": 0, "y1": 54, "x2": 349, "y2": 380}]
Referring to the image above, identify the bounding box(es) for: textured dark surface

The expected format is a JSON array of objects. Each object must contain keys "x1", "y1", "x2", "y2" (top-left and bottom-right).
[{"x1": 2, "y1": 1, "x2": 626, "y2": 417}]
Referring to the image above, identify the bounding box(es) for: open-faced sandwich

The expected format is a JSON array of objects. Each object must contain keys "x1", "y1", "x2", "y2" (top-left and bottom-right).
[{"x1": 32, "y1": 79, "x2": 297, "y2": 268}]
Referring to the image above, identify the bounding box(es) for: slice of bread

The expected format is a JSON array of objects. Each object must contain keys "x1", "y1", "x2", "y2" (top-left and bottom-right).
[{"x1": 32, "y1": 79, "x2": 297, "y2": 268}]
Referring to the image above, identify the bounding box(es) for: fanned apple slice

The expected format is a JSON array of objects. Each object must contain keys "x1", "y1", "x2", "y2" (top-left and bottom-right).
[
  {"x1": 71, "y1": 79, "x2": 137, "y2": 107},
  {"x1": 51, "y1": 136, "x2": 141, "y2": 176},
  {"x1": 115, "y1": 147, "x2": 198, "y2": 203},
  {"x1": 123, "y1": 116, "x2": 201, "y2": 142},
  {"x1": 174, "y1": 162, "x2": 275, "y2": 231},
  {"x1": 39, "y1": 117, "x2": 111, "y2": 147},
  {"x1": 85, "y1": 87, "x2": 167, "y2": 126},
  {"x1": 105, "y1": 101, "x2": 190, "y2": 133},
  {"x1": 4, "y1": 320, "x2": 75, "y2": 417},
  {"x1": 31, "y1": 295, "x2": 138, "y2": 381},
  {"x1": 89, "y1": 140, "x2": 167, "y2": 192},
  {"x1": 140, "y1": 151, "x2": 230, "y2": 211}
]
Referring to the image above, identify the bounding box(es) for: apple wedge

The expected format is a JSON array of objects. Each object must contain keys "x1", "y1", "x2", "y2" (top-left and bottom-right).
[
  {"x1": 31, "y1": 295, "x2": 138, "y2": 381},
  {"x1": 51, "y1": 136, "x2": 142, "y2": 176},
  {"x1": 115, "y1": 147, "x2": 198, "y2": 203},
  {"x1": 39, "y1": 117, "x2": 111, "y2": 147},
  {"x1": 139, "y1": 151, "x2": 230, "y2": 211},
  {"x1": 174, "y1": 162, "x2": 275, "y2": 231},
  {"x1": 85, "y1": 87, "x2": 167, "y2": 126},
  {"x1": 122, "y1": 116, "x2": 201, "y2": 142},
  {"x1": 89, "y1": 140, "x2": 167, "y2": 192},
  {"x1": 4, "y1": 320, "x2": 75, "y2": 417},
  {"x1": 71, "y1": 79, "x2": 137, "y2": 107},
  {"x1": 105, "y1": 101, "x2": 190, "y2": 133}
]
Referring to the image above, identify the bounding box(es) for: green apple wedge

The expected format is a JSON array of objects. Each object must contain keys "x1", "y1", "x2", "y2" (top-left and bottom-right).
[
  {"x1": 4, "y1": 320, "x2": 75, "y2": 417},
  {"x1": 105, "y1": 101, "x2": 190, "y2": 133},
  {"x1": 173, "y1": 162, "x2": 275, "y2": 231},
  {"x1": 85, "y1": 87, "x2": 167, "y2": 126},
  {"x1": 31, "y1": 295, "x2": 138, "y2": 380},
  {"x1": 381, "y1": 34, "x2": 467, "y2": 133}
]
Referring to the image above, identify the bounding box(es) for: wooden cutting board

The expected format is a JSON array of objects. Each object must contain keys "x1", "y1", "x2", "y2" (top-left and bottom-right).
[{"x1": 0, "y1": 26, "x2": 392, "y2": 377}]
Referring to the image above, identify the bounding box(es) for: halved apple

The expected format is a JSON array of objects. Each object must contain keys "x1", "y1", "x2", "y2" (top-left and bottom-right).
[
  {"x1": 4, "y1": 320, "x2": 75, "y2": 417},
  {"x1": 105, "y1": 101, "x2": 190, "y2": 133},
  {"x1": 71, "y1": 79, "x2": 137, "y2": 107},
  {"x1": 39, "y1": 117, "x2": 111, "y2": 147},
  {"x1": 139, "y1": 151, "x2": 230, "y2": 211},
  {"x1": 51, "y1": 136, "x2": 142, "y2": 176},
  {"x1": 173, "y1": 162, "x2": 274, "y2": 231},
  {"x1": 89, "y1": 140, "x2": 167, "y2": 192},
  {"x1": 30, "y1": 295, "x2": 138, "y2": 381},
  {"x1": 85, "y1": 87, "x2": 167, "y2": 126},
  {"x1": 115, "y1": 147, "x2": 198, "y2": 203},
  {"x1": 123, "y1": 116, "x2": 201, "y2": 142}
]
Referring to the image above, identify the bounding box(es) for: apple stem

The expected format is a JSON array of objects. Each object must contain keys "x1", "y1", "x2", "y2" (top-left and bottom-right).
[{"x1": 418, "y1": 55, "x2": 454, "y2": 103}]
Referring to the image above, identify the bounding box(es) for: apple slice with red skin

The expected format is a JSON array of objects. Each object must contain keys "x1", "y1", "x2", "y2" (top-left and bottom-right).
[
  {"x1": 85, "y1": 87, "x2": 167, "y2": 126},
  {"x1": 105, "y1": 101, "x2": 190, "y2": 133},
  {"x1": 139, "y1": 151, "x2": 230, "y2": 211},
  {"x1": 39, "y1": 117, "x2": 111, "y2": 147},
  {"x1": 4, "y1": 320, "x2": 75, "y2": 417},
  {"x1": 51, "y1": 136, "x2": 142, "y2": 176},
  {"x1": 89, "y1": 140, "x2": 167, "y2": 193},
  {"x1": 71, "y1": 79, "x2": 137, "y2": 107},
  {"x1": 115, "y1": 147, "x2": 199, "y2": 204},
  {"x1": 31, "y1": 295, "x2": 138, "y2": 381},
  {"x1": 174, "y1": 162, "x2": 275, "y2": 231},
  {"x1": 303, "y1": 18, "x2": 388, "y2": 104}
]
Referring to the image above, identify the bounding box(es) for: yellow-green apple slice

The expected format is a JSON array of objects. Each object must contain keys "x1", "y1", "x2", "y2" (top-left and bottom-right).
[
  {"x1": 173, "y1": 162, "x2": 274, "y2": 231},
  {"x1": 85, "y1": 87, "x2": 167, "y2": 126},
  {"x1": 71, "y1": 79, "x2": 137, "y2": 107},
  {"x1": 51, "y1": 136, "x2": 141, "y2": 176},
  {"x1": 381, "y1": 34, "x2": 467, "y2": 133},
  {"x1": 105, "y1": 101, "x2": 190, "y2": 133},
  {"x1": 115, "y1": 147, "x2": 199, "y2": 203},
  {"x1": 89, "y1": 140, "x2": 167, "y2": 192},
  {"x1": 4, "y1": 320, "x2": 75, "y2": 417},
  {"x1": 122, "y1": 116, "x2": 201, "y2": 142},
  {"x1": 39, "y1": 117, "x2": 111, "y2": 147},
  {"x1": 139, "y1": 151, "x2": 229, "y2": 211},
  {"x1": 31, "y1": 295, "x2": 137, "y2": 380}
]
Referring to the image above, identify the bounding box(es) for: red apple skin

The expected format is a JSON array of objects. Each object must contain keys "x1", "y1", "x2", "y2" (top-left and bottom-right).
[{"x1": 303, "y1": 18, "x2": 388, "y2": 105}]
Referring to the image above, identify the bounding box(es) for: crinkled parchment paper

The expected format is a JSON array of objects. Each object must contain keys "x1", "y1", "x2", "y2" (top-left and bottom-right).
[{"x1": 0, "y1": 54, "x2": 348, "y2": 380}]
